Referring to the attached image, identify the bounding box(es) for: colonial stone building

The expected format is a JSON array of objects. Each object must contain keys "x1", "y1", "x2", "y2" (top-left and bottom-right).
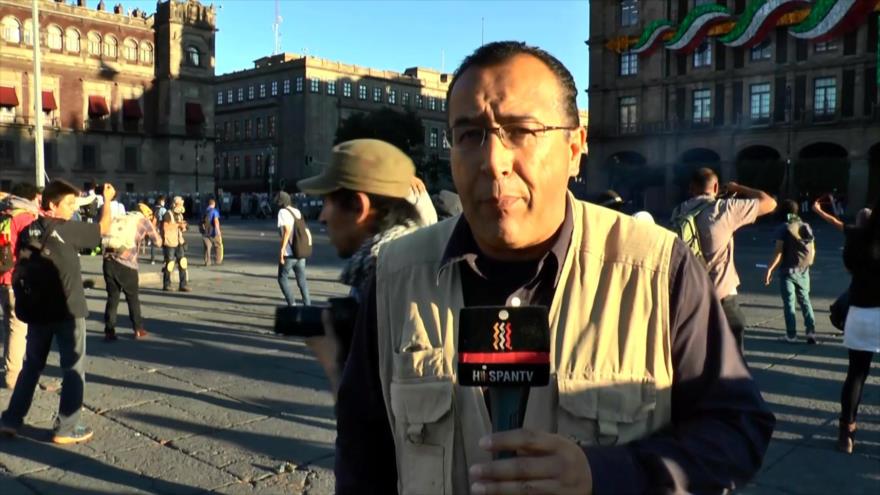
[
  {"x1": 0, "y1": 0, "x2": 216, "y2": 195},
  {"x1": 587, "y1": 0, "x2": 880, "y2": 213},
  {"x1": 214, "y1": 53, "x2": 451, "y2": 194}
]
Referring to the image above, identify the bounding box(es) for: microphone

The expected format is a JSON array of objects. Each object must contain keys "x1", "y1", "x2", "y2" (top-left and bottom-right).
[{"x1": 458, "y1": 306, "x2": 551, "y2": 458}]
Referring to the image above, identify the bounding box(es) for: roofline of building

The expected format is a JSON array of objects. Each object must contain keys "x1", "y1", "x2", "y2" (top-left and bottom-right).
[
  {"x1": 0, "y1": 0, "x2": 156, "y2": 29},
  {"x1": 214, "y1": 52, "x2": 451, "y2": 86}
]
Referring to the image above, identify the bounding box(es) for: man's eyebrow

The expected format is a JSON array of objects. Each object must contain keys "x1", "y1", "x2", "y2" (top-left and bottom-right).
[
  {"x1": 450, "y1": 115, "x2": 482, "y2": 128},
  {"x1": 450, "y1": 113, "x2": 540, "y2": 127},
  {"x1": 495, "y1": 114, "x2": 541, "y2": 124}
]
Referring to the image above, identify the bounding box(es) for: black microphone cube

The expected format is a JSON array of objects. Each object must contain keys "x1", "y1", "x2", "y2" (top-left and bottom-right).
[{"x1": 457, "y1": 306, "x2": 551, "y2": 387}]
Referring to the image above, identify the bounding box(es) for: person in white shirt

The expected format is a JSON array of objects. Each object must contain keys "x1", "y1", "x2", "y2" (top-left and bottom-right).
[
  {"x1": 275, "y1": 192, "x2": 312, "y2": 306},
  {"x1": 94, "y1": 185, "x2": 126, "y2": 219}
]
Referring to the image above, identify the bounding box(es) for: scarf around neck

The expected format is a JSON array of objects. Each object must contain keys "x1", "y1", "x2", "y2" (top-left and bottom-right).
[{"x1": 340, "y1": 220, "x2": 421, "y2": 296}]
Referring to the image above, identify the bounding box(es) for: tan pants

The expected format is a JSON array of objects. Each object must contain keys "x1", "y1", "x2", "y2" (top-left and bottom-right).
[
  {"x1": 1, "y1": 285, "x2": 27, "y2": 388},
  {"x1": 203, "y1": 236, "x2": 223, "y2": 266}
]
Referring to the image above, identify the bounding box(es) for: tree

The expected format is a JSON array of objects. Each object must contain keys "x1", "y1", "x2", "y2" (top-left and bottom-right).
[
  {"x1": 335, "y1": 107, "x2": 424, "y2": 161},
  {"x1": 335, "y1": 107, "x2": 455, "y2": 191}
]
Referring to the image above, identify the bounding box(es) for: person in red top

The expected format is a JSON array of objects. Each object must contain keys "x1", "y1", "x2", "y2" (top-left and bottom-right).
[{"x1": 0, "y1": 183, "x2": 40, "y2": 389}]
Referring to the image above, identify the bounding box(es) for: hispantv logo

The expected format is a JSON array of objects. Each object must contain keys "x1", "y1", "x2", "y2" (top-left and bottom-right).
[
  {"x1": 472, "y1": 367, "x2": 535, "y2": 384},
  {"x1": 492, "y1": 321, "x2": 512, "y2": 351}
]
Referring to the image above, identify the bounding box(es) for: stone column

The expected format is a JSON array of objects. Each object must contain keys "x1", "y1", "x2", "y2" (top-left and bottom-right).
[{"x1": 848, "y1": 156, "x2": 870, "y2": 211}]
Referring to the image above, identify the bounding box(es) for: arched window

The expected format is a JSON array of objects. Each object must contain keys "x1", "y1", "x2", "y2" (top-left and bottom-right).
[
  {"x1": 139, "y1": 42, "x2": 153, "y2": 64},
  {"x1": 1, "y1": 17, "x2": 21, "y2": 44},
  {"x1": 22, "y1": 19, "x2": 33, "y2": 46},
  {"x1": 66, "y1": 28, "x2": 80, "y2": 53},
  {"x1": 185, "y1": 45, "x2": 201, "y2": 67},
  {"x1": 123, "y1": 39, "x2": 138, "y2": 61},
  {"x1": 47, "y1": 25, "x2": 63, "y2": 50},
  {"x1": 103, "y1": 35, "x2": 117, "y2": 58},
  {"x1": 88, "y1": 32, "x2": 102, "y2": 56}
]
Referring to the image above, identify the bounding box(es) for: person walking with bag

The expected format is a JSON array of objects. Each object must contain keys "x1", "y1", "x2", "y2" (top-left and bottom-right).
[
  {"x1": 275, "y1": 192, "x2": 311, "y2": 306},
  {"x1": 764, "y1": 200, "x2": 817, "y2": 344},
  {"x1": 201, "y1": 198, "x2": 223, "y2": 266}
]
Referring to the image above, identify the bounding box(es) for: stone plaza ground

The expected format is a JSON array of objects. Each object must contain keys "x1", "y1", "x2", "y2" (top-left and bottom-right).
[{"x1": 0, "y1": 218, "x2": 877, "y2": 494}]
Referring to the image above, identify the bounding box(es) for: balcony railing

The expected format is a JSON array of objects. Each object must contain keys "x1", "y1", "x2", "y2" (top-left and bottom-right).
[
  {"x1": 590, "y1": 107, "x2": 877, "y2": 138},
  {"x1": 0, "y1": 115, "x2": 61, "y2": 128}
]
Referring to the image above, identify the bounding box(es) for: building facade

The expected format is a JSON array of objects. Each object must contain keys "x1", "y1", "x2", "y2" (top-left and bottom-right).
[
  {"x1": 0, "y1": 0, "x2": 216, "y2": 195},
  {"x1": 587, "y1": 0, "x2": 880, "y2": 214},
  {"x1": 213, "y1": 53, "x2": 451, "y2": 194}
]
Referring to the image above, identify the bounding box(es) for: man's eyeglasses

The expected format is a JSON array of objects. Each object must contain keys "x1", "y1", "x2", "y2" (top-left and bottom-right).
[{"x1": 448, "y1": 122, "x2": 579, "y2": 151}]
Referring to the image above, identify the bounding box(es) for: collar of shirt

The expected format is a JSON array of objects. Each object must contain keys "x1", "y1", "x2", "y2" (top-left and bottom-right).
[{"x1": 438, "y1": 196, "x2": 574, "y2": 287}]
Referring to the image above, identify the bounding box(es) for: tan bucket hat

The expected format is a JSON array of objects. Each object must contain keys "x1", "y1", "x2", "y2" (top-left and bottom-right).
[{"x1": 297, "y1": 139, "x2": 415, "y2": 199}]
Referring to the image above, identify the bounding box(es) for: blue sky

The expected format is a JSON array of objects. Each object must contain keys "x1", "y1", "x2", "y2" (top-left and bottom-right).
[{"x1": 127, "y1": 0, "x2": 590, "y2": 108}]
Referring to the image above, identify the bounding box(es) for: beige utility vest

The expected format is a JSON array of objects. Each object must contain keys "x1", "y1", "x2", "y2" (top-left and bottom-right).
[{"x1": 375, "y1": 197, "x2": 677, "y2": 495}]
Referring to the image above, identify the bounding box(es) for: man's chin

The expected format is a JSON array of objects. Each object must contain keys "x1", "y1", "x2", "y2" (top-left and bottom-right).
[{"x1": 473, "y1": 221, "x2": 530, "y2": 250}]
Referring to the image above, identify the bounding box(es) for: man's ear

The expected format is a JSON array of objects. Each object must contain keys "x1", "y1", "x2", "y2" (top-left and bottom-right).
[
  {"x1": 354, "y1": 191, "x2": 372, "y2": 225},
  {"x1": 567, "y1": 126, "x2": 586, "y2": 178}
]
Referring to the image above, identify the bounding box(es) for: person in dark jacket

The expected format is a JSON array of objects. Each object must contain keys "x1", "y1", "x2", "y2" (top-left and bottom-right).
[{"x1": 836, "y1": 196, "x2": 879, "y2": 454}]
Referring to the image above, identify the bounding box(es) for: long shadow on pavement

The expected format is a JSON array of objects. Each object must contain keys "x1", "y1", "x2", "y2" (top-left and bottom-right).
[{"x1": 0, "y1": 432, "x2": 209, "y2": 494}]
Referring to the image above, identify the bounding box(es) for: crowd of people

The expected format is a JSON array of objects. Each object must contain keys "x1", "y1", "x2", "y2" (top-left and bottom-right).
[{"x1": 0, "y1": 39, "x2": 877, "y2": 493}]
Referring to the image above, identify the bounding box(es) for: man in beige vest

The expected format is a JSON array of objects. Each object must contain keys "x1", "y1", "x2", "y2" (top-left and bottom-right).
[{"x1": 335, "y1": 41, "x2": 775, "y2": 494}]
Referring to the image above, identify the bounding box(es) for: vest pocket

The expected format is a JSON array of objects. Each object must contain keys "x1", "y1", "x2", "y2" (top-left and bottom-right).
[
  {"x1": 557, "y1": 376, "x2": 657, "y2": 446},
  {"x1": 393, "y1": 347, "x2": 446, "y2": 380},
  {"x1": 390, "y1": 379, "x2": 454, "y2": 495}
]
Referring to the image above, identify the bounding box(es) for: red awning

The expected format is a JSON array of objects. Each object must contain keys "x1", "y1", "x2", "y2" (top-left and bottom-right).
[
  {"x1": 0, "y1": 86, "x2": 19, "y2": 108},
  {"x1": 185, "y1": 102, "x2": 204, "y2": 125},
  {"x1": 122, "y1": 99, "x2": 142, "y2": 120},
  {"x1": 41, "y1": 91, "x2": 57, "y2": 112},
  {"x1": 88, "y1": 95, "x2": 109, "y2": 117}
]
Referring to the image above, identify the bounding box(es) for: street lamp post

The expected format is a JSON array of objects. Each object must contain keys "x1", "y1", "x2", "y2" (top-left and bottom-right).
[
  {"x1": 194, "y1": 139, "x2": 206, "y2": 215},
  {"x1": 195, "y1": 144, "x2": 200, "y2": 197},
  {"x1": 31, "y1": 0, "x2": 45, "y2": 186}
]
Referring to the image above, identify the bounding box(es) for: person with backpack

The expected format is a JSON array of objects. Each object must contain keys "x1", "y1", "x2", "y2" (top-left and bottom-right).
[
  {"x1": 671, "y1": 168, "x2": 776, "y2": 352},
  {"x1": 275, "y1": 191, "x2": 312, "y2": 307},
  {"x1": 0, "y1": 179, "x2": 115, "y2": 445},
  {"x1": 162, "y1": 196, "x2": 191, "y2": 292},
  {"x1": 200, "y1": 198, "x2": 223, "y2": 266},
  {"x1": 102, "y1": 203, "x2": 162, "y2": 342},
  {"x1": 0, "y1": 183, "x2": 40, "y2": 389},
  {"x1": 764, "y1": 200, "x2": 817, "y2": 344}
]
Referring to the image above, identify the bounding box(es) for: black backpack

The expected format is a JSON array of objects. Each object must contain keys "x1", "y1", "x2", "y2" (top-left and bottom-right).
[
  {"x1": 199, "y1": 212, "x2": 210, "y2": 235},
  {"x1": 783, "y1": 219, "x2": 815, "y2": 270},
  {"x1": 286, "y1": 207, "x2": 313, "y2": 259},
  {"x1": 13, "y1": 219, "x2": 70, "y2": 324}
]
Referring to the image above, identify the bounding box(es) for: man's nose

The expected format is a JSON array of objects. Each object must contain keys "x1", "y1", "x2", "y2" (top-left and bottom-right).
[{"x1": 480, "y1": 130, "x2": 514, "y2": 179}]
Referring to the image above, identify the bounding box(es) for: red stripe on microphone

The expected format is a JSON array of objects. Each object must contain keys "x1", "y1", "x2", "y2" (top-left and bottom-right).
[{"x1": 459, "y1": 351, "x2": 550, "y2": 364}]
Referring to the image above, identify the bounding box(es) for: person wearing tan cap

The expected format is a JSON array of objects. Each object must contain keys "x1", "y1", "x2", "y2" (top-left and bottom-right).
[
  {"x1": 297, "y1": 138, "x2": 435, "y2": 280},
  {"x1": 295, "y1": 138, "x2": 436, "y2": 396}
]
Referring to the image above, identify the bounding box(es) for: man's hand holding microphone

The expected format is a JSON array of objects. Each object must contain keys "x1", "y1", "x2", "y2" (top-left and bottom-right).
[{"x1": 457, "y1": 305, "x2": 593, "y2": 495}]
